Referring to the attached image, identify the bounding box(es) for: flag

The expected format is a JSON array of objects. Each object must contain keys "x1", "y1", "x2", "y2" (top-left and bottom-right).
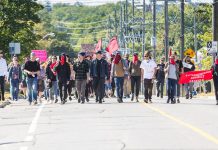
[
  {"x1": 179, "y1": 70, "x2": 213, "y2": 84},
  {"x1": 95, "y1": 39, "x2": 102, "y2": 52},
  {"x1": 106, "y1": 37, "x2": 119, "y2": 54}
]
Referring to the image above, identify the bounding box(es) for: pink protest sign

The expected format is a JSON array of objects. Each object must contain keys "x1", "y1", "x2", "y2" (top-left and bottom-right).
[{"x1": 31, "y1": 50, "x2": 47, "y2": 62}]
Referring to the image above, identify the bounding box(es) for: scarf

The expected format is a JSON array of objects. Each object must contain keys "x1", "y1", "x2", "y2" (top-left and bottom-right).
[
  {"x1": 50, "y1": 62, "x2": 57, "y2": 76},
  {"x1": 170, "y1": 58, "x2": 176, "y2": 65},
  {"x1": 133, "y1": 55, "x2": 138, "y2": 64},
  {"x1": 60, "y1": 56, "x2": 65, "y2": 65},
  {"x1": 216, "y1": 59, "x2": 218, "y2": 65},
  {"x1": 114, "y1": 54, "x2": 121, "y2": 64}
]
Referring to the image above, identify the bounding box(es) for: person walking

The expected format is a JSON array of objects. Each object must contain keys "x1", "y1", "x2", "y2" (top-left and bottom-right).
[
  {"x1": 129, "y1": 52, "x2": 141, "y2": 102},
  {"x1": 123, "y1": 54, "x2": 131, "y2": 98},
  {"x1": 37, "y1": 62, "x2": 46, "y2": 103},
  {"x1": 110, "y1": 51, "x2": 126, "y2": 103},
  {"x1": 183, "y1": 56, "x2": 195, "y2": 99},
  {"x1": 24, "y1": 52, "x2": 40, "y2": 105},
  {"x1": 0, "y1": 50, "x2": 8, "y2": 101},
  {"x1": 53, "y1": 53, "x2": 71, "y2": 104},
  {"x1": 212, "y1": 57, "x2": 218, "y2": 105},
  {"x1": 156, "y1": 58, "x2": 165, "y2": 99},
  {"x1": 73, "y1": 52, "x2": 90, "y2": 104},
  {"x1": 140, "y1": 51, "x2": 157, "y2": 103},
  {"x1": 20, "y1": 57, "x2": 29, "y2": 99},
  {"x1": 46, "y1": 56, "x2": 58, "y2": 103},
  {"x1": 90, "y1": 51, "x2": 109, "y2": 104},
  {"x1": 174, "y1": 52, "x2": 184, "y2": 103},
  {"x1": 165, "y1": 55, "x2": 179, "y2": 104},
  {"x1": 66, "y1": 55, "x2": 75, "y2": 101},
  {"x1": 8, "y1": 59, "x2": 22, "y2": 101}
]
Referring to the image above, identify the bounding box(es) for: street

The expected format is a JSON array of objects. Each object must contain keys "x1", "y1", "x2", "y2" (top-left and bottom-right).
[{"x1": 0, "y1": 96, "x2": 218, "y2": 150}]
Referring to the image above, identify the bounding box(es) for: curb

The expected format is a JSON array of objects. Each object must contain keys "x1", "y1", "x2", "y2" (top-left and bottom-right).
[{"x1": 0, "y1": 100, "x2": 11, "y2": 108}]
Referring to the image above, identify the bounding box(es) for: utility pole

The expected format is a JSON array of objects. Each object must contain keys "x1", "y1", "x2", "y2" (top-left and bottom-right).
[
  {"x1": 164, "y1": 0, "x2": 169, "y2": 61},
  {"x1": 132, "y1": 0, "x2": 135, "y2": 53},
  {"x1": 213, "y1": 0, "x2": 218, "y2": 41},
  {"x1": 120, "y1": 3, "x2": 123, "y2": 48},
  {"x1": 142, "y1": 0, "x2": 146, "y2": 58},
  {"x1": 180, "y1": 0, "x2": 185, "y2": 60},
  {"x1": 153, "y1": 0, "x2": 157, "y2": 60},
  {"x1": 126, "y1": 0, "x2": 128, "y2": 36},
  {"x1": 194, "y1": 4, "x2": 197, "y2": 62}
]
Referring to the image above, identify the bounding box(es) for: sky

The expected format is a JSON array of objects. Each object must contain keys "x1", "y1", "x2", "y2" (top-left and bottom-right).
[{"x1": 38, "y1": 0, "x2": 213, "y2": 6}]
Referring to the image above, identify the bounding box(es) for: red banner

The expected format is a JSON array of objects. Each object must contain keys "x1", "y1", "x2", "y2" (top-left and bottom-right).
[
  {"x1": 106, "y1": 37, "x2": 119, "y2": 54},
  {"x1": 179, "y1": 70, "x2": 213, "y2": 84}
]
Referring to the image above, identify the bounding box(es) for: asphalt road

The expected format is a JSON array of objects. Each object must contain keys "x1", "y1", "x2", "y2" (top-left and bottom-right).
[{"x1": 0, "y1": 96, "x2": 218, "y2": 150}]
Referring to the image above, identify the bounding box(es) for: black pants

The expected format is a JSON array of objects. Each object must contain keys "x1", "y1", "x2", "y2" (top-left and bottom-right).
[
  {"x1": 213, "y1": 77, "x2": 218, "y2": 101},
  {"x1": 156, "y1": 79, "x2": 164, "y2": 98},
  {"x1": 0, "y1": 76, "x2": 5, "y2": 101},
  {"x1": 144, "y1": 79, "x2": 153, "y2": 100},
  {"x1": 93, "y1": 78, "x2": 105, "y2": 102},
  {"x1": 58, "y1": 81, "x2": 68, "y2": 101},
  {"x1": 85, "y1": 80, "x2": 93, "y2": 99},
  {"x1": 131, "y1": 76, "x2": 141, "y2": 97},
  {"x1": 67, "y1": 80, "x2": 74, "y2": 97}
]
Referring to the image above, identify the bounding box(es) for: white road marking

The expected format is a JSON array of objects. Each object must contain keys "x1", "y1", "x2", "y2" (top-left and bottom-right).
[{"x1": 19, "y1": 146, "x2": 28, "y2": 150}]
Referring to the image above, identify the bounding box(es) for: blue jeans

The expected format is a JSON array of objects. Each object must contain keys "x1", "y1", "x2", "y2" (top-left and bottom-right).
[
  {"x1": 10, "y1": 79, "x2": 19, "y2": 101},
  {"x1": 114, "y1": 77, "x2": 124, "y2": 99},
  {"x1": 49, "y1": 81, "x2": 58, "y2": 100},
  {"x1": 167, "y1": 78, "x2": 177, "y2": 101},
  {"x1": 26, "y1": 77, "x2": 38, "y2": 103}
]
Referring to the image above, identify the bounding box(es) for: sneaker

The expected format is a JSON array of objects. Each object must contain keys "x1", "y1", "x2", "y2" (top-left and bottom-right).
[
  {"x1": 131, "y1": 95, "x2": 134, "y2": 101},
  {"x1": 117, "y1": 98, "x2": 121, "y2": 103},
  {"x1": 185, "y1": 94, "x2": 189, "y2": 99},
  {"x1": 177, "y1": 98, "x2": 180, "y2": 103},
  {"x1": 144, "y1": 99, "x2": 148, "y2": 103},
  {"x1": 149, "y1": 99, "x2": 152, "y2": 103},
  {"x1": 69, "y1": 97, "x2": 72, "y2": 101},
  {"x1": 136, "y1": 97, "x2": 139, "y2": 102},
  {"x1": 33, "y1": 100, "x2": 37, "y2": 105},
  {"x1": 167, "y1": 98, "x2": 170, "y2": 103},
  {"x1": 55, "y1": 99, "x2": 58, "y2": 103},
  {"x1": 81, "y1": 101, "x2": 85, "y2": 104},
  {"x1": 86, "y1": 98, "x2": 89, "y2": 102}
]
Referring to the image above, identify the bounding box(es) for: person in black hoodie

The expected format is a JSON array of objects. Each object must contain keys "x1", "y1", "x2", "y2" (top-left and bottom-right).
[{"x1": 54, "y1": 53, "x2": 71, "y2": 104}]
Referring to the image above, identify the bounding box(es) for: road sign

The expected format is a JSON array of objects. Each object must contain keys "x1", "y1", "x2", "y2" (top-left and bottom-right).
[
  {"x1": 9, "y1": 42, "x2": 20, "y2": 54},
  {"x1": 207, "y1": 41, "x2": 218, "y2": 54}
]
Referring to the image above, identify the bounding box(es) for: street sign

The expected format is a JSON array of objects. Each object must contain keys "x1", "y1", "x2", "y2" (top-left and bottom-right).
[
  {"x1": 9, "y1": 42, "x2": 20, "y2": 55},
  {"x1": 207, "y1": 41, "x2": 218, "y2": 54}
]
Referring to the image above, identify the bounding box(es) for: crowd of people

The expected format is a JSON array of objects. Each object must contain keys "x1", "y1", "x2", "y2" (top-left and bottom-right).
[{"x1": 0, "y1": 49, "x2": 218, "y2": 105}]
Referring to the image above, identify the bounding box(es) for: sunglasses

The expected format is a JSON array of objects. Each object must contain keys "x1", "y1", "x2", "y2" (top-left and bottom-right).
[{"x1": 144, "y1": 55, "x2": 149, "y2": 57}]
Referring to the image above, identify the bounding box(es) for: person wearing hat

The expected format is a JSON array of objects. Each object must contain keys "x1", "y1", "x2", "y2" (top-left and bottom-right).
[
  {"x1": 73, "y1": 52, "x2": 90, "y2": 104},
  {"x1": 129, "y1": 52, "x2": 141, "y2": 102},
  {"x1": 156, "y1": 57, "x2": 165, "y2": 99},
  {"x1": 183, "y1": 56, "x2": 195, "y2": 99},
  {"x1": 24, "y1": 52, "x2": 40, "y2": 105},
  {"x1": 53, "y1": 53, "x2": 71, "y2": 104},
  {"x1": 90, "y1": 51, "x2": 109, "y2": 103},
  {"x1": 140, "y1": 51, "x2": 157, "y2": 103},
  {"x1": 0, "y1": 50, "x2": 8, "y2": 101}
]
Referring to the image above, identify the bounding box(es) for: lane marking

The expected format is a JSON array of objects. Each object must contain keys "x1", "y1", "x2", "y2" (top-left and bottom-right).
[
  {"x1": 142, "y1": 103, "x2": 218, "y2": 145},
  {"x1": 28, "y1": 104, "x2": 44, "y2": 134},
  {"x1": 19, "y1": 146, "x2": 28, "y2": 150}
]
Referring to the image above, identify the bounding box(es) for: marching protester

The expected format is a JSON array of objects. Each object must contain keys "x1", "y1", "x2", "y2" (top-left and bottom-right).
[
  {"x1": 156, "y1": 57, "x2": 165, "y2": 99},
  {"x1": 0, "y1": 50, "x2": 8, "y2": 101},
  {"x1": 129, "y1": 52, "x2": 141, "y2": 102},
  {"x1": 24, "y1": 52, "x2": 40, "y2": 105},
  {"x1": 53, "y1": 53, "x2": 71, "y2": 104},
  {"x1": 212, "y1": 56, "x2": 218, "y2": 105},
  {"x1": 123, "y1": 54, "x2": 131, "y2": 98},
  {"x1": 140, "y1": 51, "x2": 157, "y2": 103},
  {"x1": 20, "y1": 57, "x2": 29, "y2": 99},
  {"x1": 46, "y1": 56, "x2": 58, "y2": 103},
  {"x1": 183, "y1": 56, "x2": 195, "y2": 99},
  {"x1": 85, "y1": 54, "x2": 92, "y2": 102},
  {"x1": 66, "y1": 55, "x2": 75, "y2": 101},
  {"x1": 8, "y1": 59, "x2": 22, "y2": 101},
  {"x1": 90, "y1": 51, "x2": 109, "y2": 103},
  {"x1": 165, "y1": 54, "x2": 178, "y2": 104},
  {"x1": 37, "y1": 62, "x2": 46, "y2": 103},
  {"x1": 73, "y1": 52, "x2": 90, "y2": 104},
  {"x1": 174, "y1": 52, "x2": 184, "y2": 103},
  {"x1": 111, "y1": 51, "x2": 126, "y2": 103}
]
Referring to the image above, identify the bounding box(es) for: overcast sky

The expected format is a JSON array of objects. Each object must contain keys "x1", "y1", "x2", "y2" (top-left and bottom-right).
[{"x1": 39, "y1": 0, "x2": 213, "y2": 6}]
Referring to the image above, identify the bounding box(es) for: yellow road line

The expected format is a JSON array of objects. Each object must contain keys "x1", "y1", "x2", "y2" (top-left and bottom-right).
[{"x1": 142, "y1": 103, "x2": 218, "y2": 145}]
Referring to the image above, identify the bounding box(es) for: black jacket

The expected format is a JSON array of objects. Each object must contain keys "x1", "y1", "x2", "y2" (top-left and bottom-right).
[
  {"x1": 90, "y1": 59, "x2": 109, "y2": 80},
  {"x1": 54, "y1": 62, "x2": 71, "y2": 82},
  {"x1": 46, "y1": 62, "x2": 57, "y2": 81}
]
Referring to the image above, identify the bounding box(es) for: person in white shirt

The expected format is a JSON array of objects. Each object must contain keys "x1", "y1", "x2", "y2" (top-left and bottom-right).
[
  {"x1": 0, "y1": 50, "x2": 8, "y2": 101},
  {"x1": 140, "y1": 51, "x2": 157, "y2": 103}
]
